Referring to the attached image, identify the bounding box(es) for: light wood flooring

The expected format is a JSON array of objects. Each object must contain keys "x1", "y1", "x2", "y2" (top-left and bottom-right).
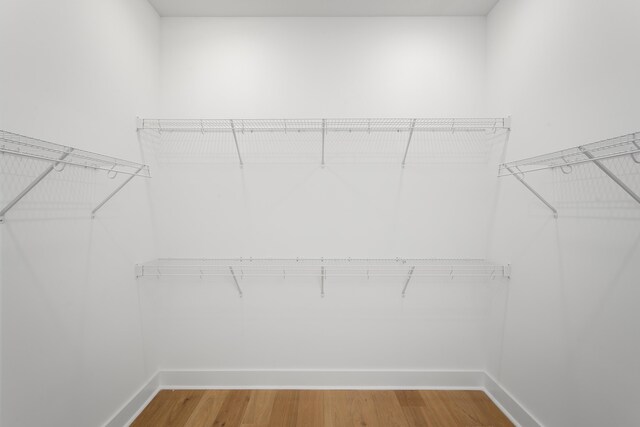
[{"x1": 131, "y1": 389, "x2": 514, "y2": 427}]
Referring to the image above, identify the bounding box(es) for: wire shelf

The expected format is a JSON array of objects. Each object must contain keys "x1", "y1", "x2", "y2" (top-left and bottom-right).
[
  {"x1": 140, "y1": 118, "x2": 509, "y2": 134},
  {"x1": 136, "y1": 258, "x2": 509, "y2": 297},
  {"x1": 138, "y1": 118, "x2": 510, "y2": 166},
  {"x1": 499, "y1": 132, "x2": 640, "y2": 177},
  {"x1": 0, "y1": 130, "x2": 151, "y2": 178},
  {"x1": 136, "y1": 258, "x2": 510, "y2": 279},
  {"x1": 498, "y1": 131, "x2": 640, "y2": 217},
  {"x1": 0, "y1": 129, "x2": 151, "y2": 222}
]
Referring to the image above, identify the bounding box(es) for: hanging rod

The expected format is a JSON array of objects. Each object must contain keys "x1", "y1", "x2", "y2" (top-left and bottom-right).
[
  {"x1": 498, "y1": 131, "x2": 640, "y2": 216},
  {"x1": 0, "y1": 130, "x2": 151, "y2": 222},
  {"x1": 135, "y1": 258, "x2": 510, "y2": 297},
  {"x1": 138, "y1": 118, "x2": 510, "y2": 134}
]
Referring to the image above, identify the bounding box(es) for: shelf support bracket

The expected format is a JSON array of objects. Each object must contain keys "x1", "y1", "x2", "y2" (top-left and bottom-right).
[
  {"x1": 321, "y1": 266, "x2": 325, "y2": 297},
  {"x1": 401, "y1": 266, "x2": 416, "y2": 297},
  {"x1": 0, "y1": 148, "x2": 73, "y2": 223},
  {"x1": 401, "y1": 119, "x2": 417, "y2": 168},
  {"x1": 321, "y1": 119, "x2": 326, "y2": 168},
  {"x1": 91, "y1": 165, "x2": 146, "y2": 219},
  {"x1": 230, "y1": 120, "x2": 244, "y2": 168},
  {"x1": 505, "y1": 166, "x2": 558, "y2": 218},
  {"x1": 579, "y1": 146, "x2": 640, "y2": 205},
  {"x1": 229, "y1": 266, "x2": 243, "y2": 297}
]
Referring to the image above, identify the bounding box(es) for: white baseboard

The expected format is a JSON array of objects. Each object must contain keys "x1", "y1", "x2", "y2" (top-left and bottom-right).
[
  {"x1": 104, "y1": 372, "x2": 160, "y2": 427},
  {"x1": 483, "y1": 373, "x2": 543, "y2": 427},
  {"x1": 106, "y1": 369, "x2": 540, "y2": 427},
  {"x1": 159, "y1": 369, "x2": 485, "y2": 390}
]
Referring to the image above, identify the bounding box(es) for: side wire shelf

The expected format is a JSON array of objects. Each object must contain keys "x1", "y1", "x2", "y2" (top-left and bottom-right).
[
  {"x1": 0, "y1": 130, "x2": 151, "y2": 222},
  {"x1": 498, "y1": 132, "x2": 640, "y2": 217},
  {"x1": 135, "y1": 258, "x2": 511, "y2": 298},
  {"x1": 138, "y1": 117, "x2": 510, "y2": 167}
]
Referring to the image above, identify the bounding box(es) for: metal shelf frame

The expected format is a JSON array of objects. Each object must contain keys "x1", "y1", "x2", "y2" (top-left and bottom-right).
[
  {"x1": 135, "y1": 258, "x2": 511, "y2": 297},
  {"x1": 0, "y1": 130, "x2": 151, "y2": 222},
  {"x1": 138, "y1": 117, "x2": 510, "y2": 167},
  {"x1": 498, "y1": 132, "x2": 640, "y2": 217}
]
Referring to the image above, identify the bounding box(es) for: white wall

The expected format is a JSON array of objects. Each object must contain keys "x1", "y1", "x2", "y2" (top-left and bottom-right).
[
  {"x1": 486, "y1": 0, "x2": 640, "y2": 426},
  {"x1": 146, "y1": 17, "x2": 510, "y2": 374},
  {"x1": 160, "y1": 17, "x2": 487, "y2": 117},
  {"x1": 0, "y1": 0, "x2": 159, "y2": 426}
]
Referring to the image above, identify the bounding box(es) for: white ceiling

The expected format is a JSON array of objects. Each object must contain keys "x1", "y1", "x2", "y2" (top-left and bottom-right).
[{"x1": 147, "y1": 0, "x2": 500, "y2": 17}]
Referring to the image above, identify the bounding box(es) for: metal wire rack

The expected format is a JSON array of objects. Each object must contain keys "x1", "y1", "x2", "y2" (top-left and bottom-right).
[
  {"x1": 140, "y1": 118, "x2": 509, "y2": 133},
  {"x1": 0, "y1": 129, "x2": 151, "y2": 222},
  {"x1": 138, "y1": 118, "x2": 510, "y2": 167},
  {"x1": 135, "y1": 258, "x2": 510, "y2": 297},
  {"x1": 498, "y1": 132, "x2": 640, "y2": 217}
]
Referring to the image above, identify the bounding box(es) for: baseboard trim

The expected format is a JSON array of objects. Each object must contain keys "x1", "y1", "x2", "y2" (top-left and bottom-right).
[
  {"x1": 104, "y1": 372, "x2": 160, "y2": 427},
  {"x1": 159, "y1": 369, "x2": 485, "y2": 390},
  {"x1": 106, "y1": 370, "x2": 540, "y2": 427},
  {"x1": 483, "y1": 373, "x2": 543, "y2": 427}
]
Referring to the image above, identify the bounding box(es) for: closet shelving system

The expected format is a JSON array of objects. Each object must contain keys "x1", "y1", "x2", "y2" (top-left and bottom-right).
[
  {"x1": 135, "y1": 258, "x2": 511, "y2": 297},
  {"x1": 137, "y1": 117, "x2": 510, "y2": 166},
  {"x1": 499, "y1": 131, "x2": 640, "y2": 217},
  {"x1": 0, "y1": 129, "x2": 150, "y2": 222},
  {"x1": 135, "y1": 117, "x2": 512, "y2": 296}
]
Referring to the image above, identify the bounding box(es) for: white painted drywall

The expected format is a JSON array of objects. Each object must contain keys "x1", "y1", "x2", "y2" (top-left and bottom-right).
[
  {"x1": 486, "y1": 0, "x2": 640, "y2": 426},
  {"x1": 159, "y1": 17, "x2": 487, "y2": 118},
  {"x1": 0, "y1": 0, "x2": 160, "y2": 426},
  {"x1": 146, "y1": 17, "x2": 509, "y2": 373}
]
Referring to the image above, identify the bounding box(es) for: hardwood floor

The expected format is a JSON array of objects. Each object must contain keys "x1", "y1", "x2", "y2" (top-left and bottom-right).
[{"x1": 131, "y1": 389, "x2": 514, "y2": 427}]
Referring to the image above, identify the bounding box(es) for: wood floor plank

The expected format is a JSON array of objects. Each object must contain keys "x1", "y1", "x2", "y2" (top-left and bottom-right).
[
  {"x1": 132, "y1": 388, "x2": 514, "y2": 427},
  {"x1": 323, "y1": 391, "x2": 351, "y2": 427},
  {"x1": 267, "y1": 390, "x2": 299, "y2": 427},
  {"x1": 394, "y1": 390, "x2": 430, "y2": 427},
  {"x1": 467, "y1": 390, "x2": 514, "y2": 427},
  {"x1": 183, "y1": 390, "x2": 229, "y2": 427},
  {"x1": 131, "y1": 389, "x2": 203, "y2": 427},
  {"x1": 394, "y1": 390, "x2": 426, "y2": 407},
  {"x1": 242, "y1": 390, "x2": 277, "y2": 426},
  {"x1": 371, "y1": 391, "x2": 411, "y2": 427},
  {"x1": 400, "y1": 405, "x2": 431, "y2": 427},
  {"x1": 348, "y1": 390, "x2": 380, "y2": 427},
  {"x1": 419, "y1": 391, "x2": 460, "y2": 427},
  {"x1": 211, "y1": 390, "x2": 252, "y2": 427},
  {"x1": 444, "y1": 390, "x2": 514, "y2": 427},
  {"x1": 296, "y1": 390, "x2": 324, "y2": 427}
]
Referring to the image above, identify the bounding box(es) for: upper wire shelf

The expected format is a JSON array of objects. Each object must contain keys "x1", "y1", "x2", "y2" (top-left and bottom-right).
[
  {"x1": 139, "y1": 118, "x2": 509, "y2": 134},
  {"x1": 138, "y1": 117, "x2": 510, "y2": 167},
  {"x1": 498, "y1": 131, "x2": 640, "y2": 217},
  {"x1": 136, "y1": 258, "x2": 510, "y2": 297},
  {"x1": 0, "y1": 129, "x2": 151, "y2": 222},
  {"x1": 0, "y1": 130, "x2": 151, "y2": 178},
  {"x1": 499, "y1": 132, "x2": 640, "y2": 177}
]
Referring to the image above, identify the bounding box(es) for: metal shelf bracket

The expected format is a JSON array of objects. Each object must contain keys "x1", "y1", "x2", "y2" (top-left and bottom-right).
[
  {"x1": 401, "y1": 266, "x2": 416, "y2": 297},
  {"x1": 505, "y1": 166, "x2": 558, "y2": 218},
  {"x1": 499, "y1": 131, "x2": 640, "y2": 217},
  {"x1": 401, "y1": 119, "x2": 417, "y2": 168},
  {"x1": 92, "y1": 165, "x2": 147, "y2": 218},
  {"x1": 0, "y1": 148, "x2": 73, "y2": 223},
  {"x1": 229, "y1": 266, "x2": 244, "y2": 297},
  {"x1": 321, "y1": 119, "x2": 326, "y2": 168},
  {"x1": 579, "y1": 146, "x2": 640, "y2": 205},
  {"x1": 0, "y1": 130, "x2": 150, "y2": 222},
  {"x1": 229, "y1": 120, "x2": 244, "y2": 168}
]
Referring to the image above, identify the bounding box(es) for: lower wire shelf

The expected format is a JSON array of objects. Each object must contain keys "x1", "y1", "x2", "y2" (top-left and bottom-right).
[{"x1": 135, "y1": 258, "x2": 510, "y2": 297}]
